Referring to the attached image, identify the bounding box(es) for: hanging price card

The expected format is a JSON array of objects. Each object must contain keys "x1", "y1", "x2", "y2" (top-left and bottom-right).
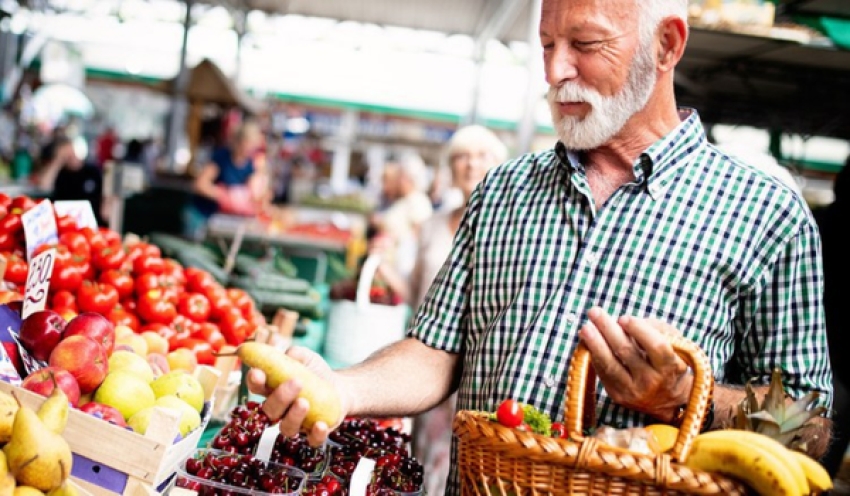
[
  {"x1": 53, "y1": 200, "x2": 98, "y2": 230},
  {"x1": 22, "y1": 247, "x2": 55, "y2": 320},
  {"x1": 21, "y1": 199, "x2": 58, "y2": 261}
]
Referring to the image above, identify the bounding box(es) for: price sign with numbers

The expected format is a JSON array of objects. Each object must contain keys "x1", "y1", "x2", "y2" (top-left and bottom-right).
[
  {"x1": 22, "y1": 247, "x2": 56, "y2": 320},
  {"x1": 53, "y1": 200, "x2": 98, "y2": 230},
  {"x1": 21, "y1": 199, "x2": 58, "y2": 261}
]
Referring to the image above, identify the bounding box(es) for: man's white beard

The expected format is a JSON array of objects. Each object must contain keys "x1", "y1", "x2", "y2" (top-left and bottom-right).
[{"x1": 547, "y1": 43, "x2": 657, "y2": 150}]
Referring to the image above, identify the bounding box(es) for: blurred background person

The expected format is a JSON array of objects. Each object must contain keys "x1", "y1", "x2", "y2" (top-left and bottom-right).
[
  {"x1": 32, "y1": 135, "x2": 110, "y2": 226},
  {"x1": 374, "y1": 125, "x2": 508, "y2": 496},
  {"x1": 369, "y1": 152, "x2": 433, "y2": 280},
  {"x1": 183, "y1": 120, "x2": 269, "y2": 241}
]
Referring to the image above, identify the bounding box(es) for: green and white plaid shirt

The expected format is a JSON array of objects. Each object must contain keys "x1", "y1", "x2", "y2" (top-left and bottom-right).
[{"x1": 408, "y1": 109, "x2": 832, "y2": 495}]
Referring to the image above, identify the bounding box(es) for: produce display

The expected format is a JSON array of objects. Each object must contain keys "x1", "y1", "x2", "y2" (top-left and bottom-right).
[{"x1": 177, "y1": 448, "x2": 308, "y2": 495}]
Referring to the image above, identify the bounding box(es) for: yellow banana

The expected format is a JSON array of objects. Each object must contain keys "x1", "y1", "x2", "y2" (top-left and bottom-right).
[
  {"x1": 685, "y1": 432, "x2": 801, "y2": 495},
  {"x1": 789, "y1": 450, "x2": 833, "y2": 494},
  {"x1": 694, "y1": 429, "x2": 808, "y2": 495}
]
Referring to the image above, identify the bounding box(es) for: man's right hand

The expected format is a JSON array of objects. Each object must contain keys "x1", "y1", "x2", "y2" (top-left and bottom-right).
[{"x1": 245, "y1": 346, "x2": 347, "y2": 447}]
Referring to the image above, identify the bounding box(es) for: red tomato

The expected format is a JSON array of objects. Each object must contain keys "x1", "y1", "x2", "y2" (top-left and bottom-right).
[
  {"x1": 133, "y1": 256, "x2": 165, "y2": 276},
  {"x1": 137, "y1": 290, "x2": 177, "y2": 324},
  {"x1": 219, "y1": 311, "x2": 252, "y2": 346},
  {"x1": 121, "y1": 297, "x2": 137, "y2": 313},
  {"x1": 194, "y1": 322, "x2": 225, "y2": 352},
  {"x1": 98, "y1": 227, "x2": 122, "y2": 246},
  {"x1": 51, "y1": 290, "x2": 78, "y2": 312},
  {"x1": 171, "y1": 338, "x2": 215, "y2": 366},
  {"x1": 91, "y1": 244, "x2": 126, "y2": 272},
  {"x1": 78, "y1": 260, "x2": 95, "y2": 281},
  {"x1": 1, "y1": 252, "x2": 28, "y2": 286},
  {"x1": 178, "y1": 292, "x2": 211, "y2": 323},
  {"x1": 167, "y1": 315, "x2": 196, "y2": 350},
  {"x1": 0, "y1": 212, "x2": 23, "y2": 237},
  {"x1": 184, "y1": 267, "x2": 216, "y2": 294},
  {"x1": 0, "y1": 194, "x2": 10, "y2": 210},
  {"x1": 59, "y1": 232, "x2": 90, "y2": 262},
  {"x1": 77, "y1": 281, "x2": 120, "y2": 315},
  {"x1": 50, "y1": 264, "x2": 84, "y2": 293},
  {"x1": 55, "y1": 214, "x2": 78, "y2": 235},
  {"x1": 107, "y1": 306, "x2": 140, "y2": 331},
  {"x1": 9, "y1": 196, "x2": 36, "y2": 213},
  {"x1": 226, "y1": 288, "x2": 255, "y2": 318},
  {"x1": 0, "y1": 232, "x2": 19, "y2": 252},
  {"x1": 496, "y1": 399, "x2": 524, "y2": 428},
  {"x1": 162, "y1": 258, "x2": 186, "y2": 285},
  {"x1": 99, "y1": 270, "x2": 134, "y2": 300}
]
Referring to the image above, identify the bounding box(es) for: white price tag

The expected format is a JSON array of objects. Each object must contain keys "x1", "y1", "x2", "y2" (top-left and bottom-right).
[
  {"x1": 255, "y1": 425, "x2": 280, "y2": 462},
  {"x1": 21, "y1": 199, "x2": 58, "y2": 261},
  {"x1": 349, "y1": 457, "x2": 376, "y2": 496},
  {"x1": 22, "y1": 247, "x2": 55, "y2": 320},
  {"x1": 53, "y1": 200, "x2": 98, "y2": 230}
]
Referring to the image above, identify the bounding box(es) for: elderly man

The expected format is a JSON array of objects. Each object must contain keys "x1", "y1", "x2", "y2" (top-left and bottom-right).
[{"x1": 250, "y1": 1, "x2": 833, "y2": 494}]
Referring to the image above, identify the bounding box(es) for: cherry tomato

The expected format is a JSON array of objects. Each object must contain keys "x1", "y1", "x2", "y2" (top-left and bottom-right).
[
  {"x1": 99, "y1": 270, "x2": 134, "y2": 300},
  {"x1": 137, "y1": 289, "x2": 177, "y2": 324},
  {"x1": 496, "y1": 399, "x2": 524, "y2": 428},
  {"x1": 550, "y1": 421, "x2": 567, "y2": 439},
  {"x1": 178, "y1": 292, "x2": 211, "y2": 323},
  {"x1": 1, "y1": 252, "x2": 28, "y2": 286},
  {"x1": 91, "y1": 244, "x2": 127, "y2": 272},
  {"x1": 77, "y1": 281, "x2": 120, "y2": 315}
]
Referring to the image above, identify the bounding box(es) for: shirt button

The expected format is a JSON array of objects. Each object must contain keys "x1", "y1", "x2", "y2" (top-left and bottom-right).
[
  {"x1": 565, "y1": 312, "x2": 577, "y2": 324},
  {"x1": 584, "y1": 251, "x2": 597, "y2": 266},
  {"x1": 649, "y1": 184, "x2": 661, "y2": 195},
  {"x1": 544, "y1": 376, "x2": 556, "y2": 388}
]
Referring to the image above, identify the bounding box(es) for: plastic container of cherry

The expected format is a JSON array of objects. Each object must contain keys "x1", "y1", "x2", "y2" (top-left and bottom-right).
[{"x1": 174, "y1": 448, "x2": 308, "y2": 495}]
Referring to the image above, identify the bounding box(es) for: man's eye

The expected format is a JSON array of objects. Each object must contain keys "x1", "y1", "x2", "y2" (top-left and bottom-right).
[{"x1": 575, "y1": 41, "x2": 600, "y2": 48}]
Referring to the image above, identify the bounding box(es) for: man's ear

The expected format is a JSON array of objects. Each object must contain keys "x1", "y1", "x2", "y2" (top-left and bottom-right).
[{"x1": 656, "y1": 16, "x2": 688, "y2": 72}]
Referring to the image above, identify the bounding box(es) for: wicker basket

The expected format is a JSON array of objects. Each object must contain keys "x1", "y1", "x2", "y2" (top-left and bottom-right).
[{"x1": 453, "y1": 337, "x2": 749, "y2": 495}]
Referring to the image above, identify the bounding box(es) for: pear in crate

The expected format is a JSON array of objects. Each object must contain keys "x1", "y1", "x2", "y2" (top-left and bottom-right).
[
  {"x1": 0, "y1": 451, "x2": 16, "y2": 496},
  {"x1": 45, "y1": 481, "x2": 78, "y2": 496},
  {"x1": 37, "y1": 388, "x2": 69, "y2": 435},
  {"x1": 0, "y1": 390, "x2": 18, "y2": 444},
  {"x1": 3, "y1": 395, "x2": 72, "y2": 492},
  {"x1": 13, "y1": 488, "x2": 44, "y2": 496}
]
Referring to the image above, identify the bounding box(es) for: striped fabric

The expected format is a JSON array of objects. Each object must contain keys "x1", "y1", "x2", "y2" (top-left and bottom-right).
[{"x1": 407, "y1": 109, "x2": 832, "y2": 495}]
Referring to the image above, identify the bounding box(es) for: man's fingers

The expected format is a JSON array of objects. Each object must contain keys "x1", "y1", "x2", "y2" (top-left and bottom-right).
[
  {"x1": 587, "y1": 307, "x2": 645, "y2": 372},
  {"x1": 278, "y1": 397, "x2": 310, "y2": 438},
  {"x1": 262, "y1": 378, "x2": 303, "y2": 424},
  {"x1": 246, "y1": 368, "x2": 272, "y2": 396},
  {"x1": 619, "y1": 316, "x2": 680, "y2": 371}
]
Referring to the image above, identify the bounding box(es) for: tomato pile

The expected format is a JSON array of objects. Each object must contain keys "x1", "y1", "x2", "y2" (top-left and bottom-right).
[{"x1": 0, "y1": 194, "x2": 263, "y2": 366}]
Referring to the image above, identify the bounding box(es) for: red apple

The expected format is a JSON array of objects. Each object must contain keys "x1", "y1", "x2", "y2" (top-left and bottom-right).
[
  {"x1": 63, "y1": 312, "x2": 116, "y2": 356},
  {"x1": 21, "y1": 366, "x2": 82, "y2": 407},
  {"x1": 48, "y1": 336, "x2": 108, "y2": 393},
  {"x1": 79, "y1": 402, "x2": 127, "y2": 427},
  {"x1": 19, "y1": 309, "x2": 67, "y2": 361}
]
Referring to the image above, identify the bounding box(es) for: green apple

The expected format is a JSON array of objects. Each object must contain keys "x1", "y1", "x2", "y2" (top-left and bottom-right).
[
  {"x1": 150, "y1": 371, "x2": 205, "y2": 413},
  {"x1": 156, "y1": 396, "x2": 201, "y2": 436},
  {"x1": 94, "y1": 371, "x2": 156, "y2": 421},
  {"x1": 108, "y1": 350, "x2": 154, "y2": 384}
]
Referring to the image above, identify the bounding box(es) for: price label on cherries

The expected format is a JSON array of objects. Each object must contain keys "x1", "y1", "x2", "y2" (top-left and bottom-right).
[{"x1": 22, "y1": 247, "x2": 56, "y2": 320}]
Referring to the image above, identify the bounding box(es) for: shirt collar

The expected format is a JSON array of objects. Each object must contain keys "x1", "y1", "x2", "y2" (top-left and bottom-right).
[{"x1": 552, "y1": 108, "x2": 707, "y2": 199}]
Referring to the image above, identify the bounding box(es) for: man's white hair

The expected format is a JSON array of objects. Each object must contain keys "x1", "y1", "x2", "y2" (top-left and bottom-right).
[
  {"x1": 638, "y1": 0, "x2": 689, "y2": 45},
  {"x1": 392, "y1": 152, "x2": 429, "y2": 192}
]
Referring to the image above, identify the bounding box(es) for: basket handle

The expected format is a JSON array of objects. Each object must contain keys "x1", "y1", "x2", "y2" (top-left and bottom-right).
[
  {"x1": 355, "y1": 254, "x2": 382, "y2": 310},
  {"x1": 563, "y1": 335, "x2": 714, "y2": 462}
]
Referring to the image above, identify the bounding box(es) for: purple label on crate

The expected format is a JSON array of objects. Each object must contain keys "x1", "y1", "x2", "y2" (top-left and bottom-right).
[{"x1": 71, "y1": 453, "x2": 129, "y2": 494}]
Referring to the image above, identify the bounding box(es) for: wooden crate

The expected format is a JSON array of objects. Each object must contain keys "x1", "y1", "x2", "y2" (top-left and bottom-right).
[{"x1": 0, "y1": 366, "x2": 220, "y2": 496}]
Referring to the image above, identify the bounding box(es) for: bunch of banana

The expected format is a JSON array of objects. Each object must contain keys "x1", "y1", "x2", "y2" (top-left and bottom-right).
[{"x1": 684, "y1": 429, "x2": 832, "y2": 495}]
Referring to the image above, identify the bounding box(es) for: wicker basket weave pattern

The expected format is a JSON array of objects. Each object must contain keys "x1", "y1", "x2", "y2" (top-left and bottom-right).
[{"x1": 453, "y1": 337, "x2": 749, "y2": 495}]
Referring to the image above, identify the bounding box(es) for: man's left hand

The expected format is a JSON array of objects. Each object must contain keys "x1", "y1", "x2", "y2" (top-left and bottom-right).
[{"x1": 578, "y1": 307, "x2": 692, "y2": 423}]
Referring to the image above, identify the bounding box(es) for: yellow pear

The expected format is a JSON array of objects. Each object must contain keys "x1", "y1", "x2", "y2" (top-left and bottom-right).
[
  {"x1": 3, "y1": 400, "x2": 72, "y2": 492},
  {"x1": 37, "y1": 388, "x2": 69, "y2": 435},
  {"x1": 156, "y1": 396, "x2": 201, "y2": 437},
  {"x1": 0, "y1": 452, "x2": 15, "y2": 496},
  {"x1": 45, "y1": 481, "x2": 77, "y2": 496},
  {"x1": 0, "y1": 391, "x2": 18, "y2": 444},
  {"x1": 13, "y1": 488, "x2": 44, "y2": 496},
  {"x1": 149, "y1": 372, "x2": 204, "y2": 413}
]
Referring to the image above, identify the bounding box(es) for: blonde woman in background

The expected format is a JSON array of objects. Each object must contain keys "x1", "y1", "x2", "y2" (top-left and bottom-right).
[{"x1": 409, "y1": 125, "x2": 508, "y2": 495}]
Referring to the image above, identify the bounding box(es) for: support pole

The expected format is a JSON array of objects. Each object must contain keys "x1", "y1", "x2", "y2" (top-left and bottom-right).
[
  {"x1": 516, "y1": 0, "x2": 543, "y2": 155},
  {"x1": 164, "y1": 0, "x2": 193, "y2": 173}
]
